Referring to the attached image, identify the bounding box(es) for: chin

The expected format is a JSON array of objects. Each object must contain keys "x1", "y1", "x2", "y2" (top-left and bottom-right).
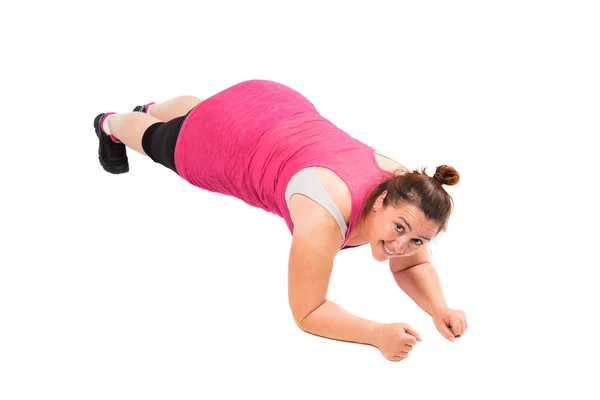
[
  {"x1": 370, "y1": 243, "x2": 388, "y2": 262},
  {"x1": 371, "y1": 253, "x2": 386, "y2": 262}
]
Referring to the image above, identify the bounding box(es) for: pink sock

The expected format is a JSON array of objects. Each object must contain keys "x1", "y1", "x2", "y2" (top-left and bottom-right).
[
  {"x1": 100, "y1": 113, "x2": 120, "y2": 143},
  {"x1": 145, "y1": 102, "x2": 156, "y2": 116}
]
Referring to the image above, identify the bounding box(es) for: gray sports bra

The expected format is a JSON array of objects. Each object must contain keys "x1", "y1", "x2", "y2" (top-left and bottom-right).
[{"x1": 284, "y1": 151, "x2": 401, "y2": 242}]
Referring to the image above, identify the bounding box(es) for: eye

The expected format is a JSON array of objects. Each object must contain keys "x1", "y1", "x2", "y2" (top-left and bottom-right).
[
  {"x1": 412, "y1": 238, "x2": 423, "y2": 246},
  {"x1": 395, "y1": 224, "x2": 404, "y2": 232}
]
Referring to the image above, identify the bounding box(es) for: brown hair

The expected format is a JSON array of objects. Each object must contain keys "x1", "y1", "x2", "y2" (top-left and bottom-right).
[{"x1": 362, "y1": 165, "x2": 460, "y2": 233}]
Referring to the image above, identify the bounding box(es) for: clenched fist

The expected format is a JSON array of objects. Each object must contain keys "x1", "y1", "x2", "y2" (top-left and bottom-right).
[
  {"x1": 375, "y1": 323, "x2": 422, "y2": 362},
  {"x1": 432, "y1": 307, "x2": 467, "y2": 342}
]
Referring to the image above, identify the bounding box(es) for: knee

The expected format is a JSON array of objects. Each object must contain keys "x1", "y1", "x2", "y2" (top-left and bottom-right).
[{"x1": 176, "y1": 95, "x2": 203, "y2": 108}]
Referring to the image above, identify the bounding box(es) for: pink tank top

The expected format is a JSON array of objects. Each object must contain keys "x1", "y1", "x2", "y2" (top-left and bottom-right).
[{"x1": 174, "y1": 80, "x2": 394, "y2": 248}]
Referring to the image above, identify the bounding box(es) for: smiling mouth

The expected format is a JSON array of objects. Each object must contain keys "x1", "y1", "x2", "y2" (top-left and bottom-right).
[{"x1": 382, "y1": 242, "x2": 396, "y2": 256}]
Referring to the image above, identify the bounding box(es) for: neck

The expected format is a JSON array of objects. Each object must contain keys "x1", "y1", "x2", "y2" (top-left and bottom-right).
[{"x1": 351, "y1": 214, "x2": 371, "y2": 244}]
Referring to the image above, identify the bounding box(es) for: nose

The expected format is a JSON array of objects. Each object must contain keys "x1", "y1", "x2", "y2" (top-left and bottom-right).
[{"x1": 392, "y1": 237, "x2": 409, "y2": 254}]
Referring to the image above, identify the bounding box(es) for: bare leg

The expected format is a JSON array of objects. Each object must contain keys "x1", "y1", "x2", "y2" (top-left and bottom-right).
[
  {"x1": 106, "y1": 96, "x2": 203, "y2": 155},
  {"x1": 147, "y1": 95, "x2": 203, "y2": 121},
  {"x1": 107, "y1": 113, "x2": 160, "y2": 155}
]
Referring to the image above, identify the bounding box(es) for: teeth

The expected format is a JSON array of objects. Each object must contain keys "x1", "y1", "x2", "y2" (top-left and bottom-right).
[{"x1": 383, "y1": 243, "x2": 395, "y2": 255}]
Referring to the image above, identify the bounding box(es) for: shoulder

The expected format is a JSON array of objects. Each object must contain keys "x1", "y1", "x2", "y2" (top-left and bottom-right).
[
  {"x1": 287, "y1": 154, "x2": 408, "y2": 248},
  {"x1": 308, "y1": 155, "x2": 408, "y2": 223},
  {"x1": 314, "y1": 167, "x2": 352, "y2": 220},
  {"x1": 289, "y1": 190, "x2": 345, "y2": 253}
]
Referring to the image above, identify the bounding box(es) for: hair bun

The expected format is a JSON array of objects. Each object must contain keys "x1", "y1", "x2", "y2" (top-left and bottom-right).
[{"x1": 433, "y1": 165, "x2": 460, "y2": 186}]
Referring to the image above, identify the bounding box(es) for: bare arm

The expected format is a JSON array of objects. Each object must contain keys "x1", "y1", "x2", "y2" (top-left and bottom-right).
[
  {"x1": 390, "y1": 246, "x2": 467, "y2": 341},
  {"x1": 297, "y1": 301, "x2": 382, "y2": 345},
  {"x1": 389, "y1": 246, "x2": 448, "y2": 316},
  {"x1": 287, "y1": 194, "x2": 382, "y2": 347},
  {"x1": 393, "y1": 263, "x2": 448, "y2": 316}
]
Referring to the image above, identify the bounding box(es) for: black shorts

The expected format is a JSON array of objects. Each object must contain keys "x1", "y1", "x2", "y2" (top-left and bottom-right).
[{"x1": 141, "y1": 113, "x2": 189, "y2": 174}]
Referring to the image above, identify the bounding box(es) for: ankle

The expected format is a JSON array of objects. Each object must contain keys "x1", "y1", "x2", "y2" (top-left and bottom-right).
[
  {"x1": 100, "y1": 113, "x2": 121, "y2": 143},
  {"x1": 145, "y1": 102, "x2": 156, "y2": 116}
]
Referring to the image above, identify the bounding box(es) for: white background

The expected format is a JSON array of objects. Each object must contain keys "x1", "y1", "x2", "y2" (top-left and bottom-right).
[{"x1": 1, "y1": 0, "x2": 599, "y2": 399}]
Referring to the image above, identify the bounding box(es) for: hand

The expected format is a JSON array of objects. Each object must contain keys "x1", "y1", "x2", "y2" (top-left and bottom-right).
[
  {"x1": 375, "y1": 323, "x2": 422, "y2": 362},
  {"x1": 432, "y1": 307, "x2": 467, "y2": 342}
]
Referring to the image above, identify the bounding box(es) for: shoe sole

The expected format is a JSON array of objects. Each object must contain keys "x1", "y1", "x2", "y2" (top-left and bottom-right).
[
  {"x1": 98, "y1": 156, "x2": 129, "y2": 174},
  {"x1": 93, "y1": 114, "x2": 129, "y2": 174}
]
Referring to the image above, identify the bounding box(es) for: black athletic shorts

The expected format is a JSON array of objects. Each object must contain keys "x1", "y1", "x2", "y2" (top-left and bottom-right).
[{"x1": 141, "y1": 112, "x2": 190, "y2": 174}]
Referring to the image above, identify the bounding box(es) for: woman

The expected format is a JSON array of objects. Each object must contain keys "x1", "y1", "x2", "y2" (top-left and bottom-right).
[{"x1": 93, "y1": 79, "x2": 467, "y2": 362}]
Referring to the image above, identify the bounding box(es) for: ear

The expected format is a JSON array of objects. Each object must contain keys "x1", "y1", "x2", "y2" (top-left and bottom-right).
[{"x1": 375, "y1": 191, "x2": 388, "y2": 209}]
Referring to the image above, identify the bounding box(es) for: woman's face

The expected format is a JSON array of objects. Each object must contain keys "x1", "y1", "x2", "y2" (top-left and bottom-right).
[{"x1": 368, "y1": 192, "x2": 439, "y2": 262}]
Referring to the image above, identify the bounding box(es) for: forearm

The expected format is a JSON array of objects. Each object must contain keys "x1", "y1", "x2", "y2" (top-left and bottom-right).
[
  {"x1": 297, "y1": 299, "x2": 382, "y2": 346},
  {"x1": 394, "y1": 263, "x2": 448, "y2": 316}
]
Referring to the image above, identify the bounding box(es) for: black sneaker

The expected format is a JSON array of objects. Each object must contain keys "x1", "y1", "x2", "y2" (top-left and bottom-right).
[
  {"x1": 133, "y1": 102, "x2": 155, "y2": 113},
  {"x1": 93, "y1": 113, "x2": 129, "y2": 174}
]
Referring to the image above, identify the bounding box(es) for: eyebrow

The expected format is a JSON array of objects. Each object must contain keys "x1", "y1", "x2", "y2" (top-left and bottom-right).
[{"x1": 399, "y1": 217, "x2": 432, "y2": 241}]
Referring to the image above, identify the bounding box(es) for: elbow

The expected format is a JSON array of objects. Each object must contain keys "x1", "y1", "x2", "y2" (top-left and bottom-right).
[
  {"x1": 292, "y1": 313, "x2": 304, "y2": 327},
  {"x1": 294, "y1": 315, "x2": 313, "y2": 334},
  {"x1": 295, "y1": 319, "x2": 310, "y2": 333},
  {"x1": 291, "y1": 299, "x2": 326, "y2": 328},
  {"x1": 292, "y1": 309, "x2": 309, "y2": 328}
]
